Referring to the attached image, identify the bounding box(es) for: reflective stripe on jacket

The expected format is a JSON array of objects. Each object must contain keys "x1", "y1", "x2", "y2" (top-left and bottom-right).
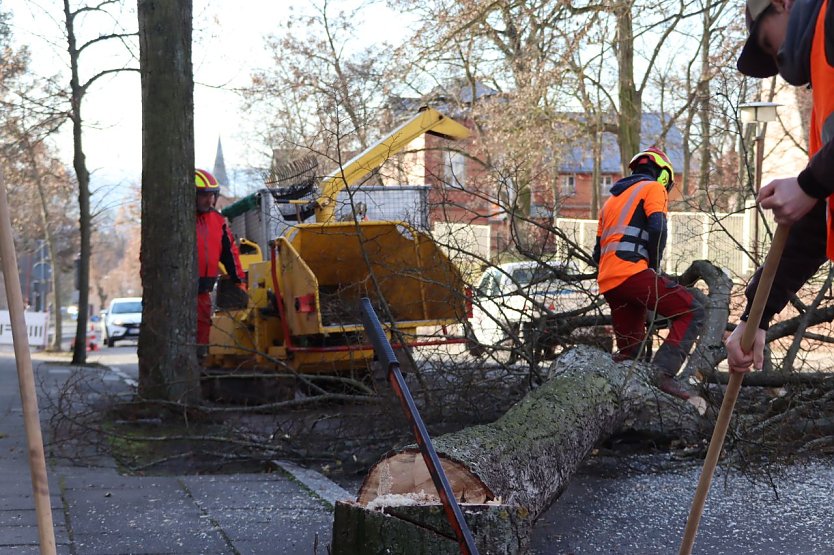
[
  {"x1": 196, "y1": 209, "x2": 245, "y2": 291},
  {"x1": 809, "y1": 0, "x2": 834, "y2": 260},
  {"x1": 596, "y1": 179, "x2": 668, "y2": 293}
]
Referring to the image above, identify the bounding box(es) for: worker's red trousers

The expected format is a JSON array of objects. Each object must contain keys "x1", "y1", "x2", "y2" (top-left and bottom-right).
[
  {"x1": 197, "y1": 291, "x2": 212, "y2": 345},
  {"x1": 603, "y1": 269, "x2": 704, "y2": 375}
]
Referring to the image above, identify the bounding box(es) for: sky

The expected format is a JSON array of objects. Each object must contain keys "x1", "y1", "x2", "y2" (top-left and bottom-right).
[{"x1": 3, "y1": 0, "x2": 405, "y2": 199}]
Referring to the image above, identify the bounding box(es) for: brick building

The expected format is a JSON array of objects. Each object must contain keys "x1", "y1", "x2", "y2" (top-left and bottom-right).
[
  {"x1": 556, "y1": 113, "x2": 687, "y2": 218},
  {"x1": 384, "y1": 90, "x2": 688, "y2": 257}
]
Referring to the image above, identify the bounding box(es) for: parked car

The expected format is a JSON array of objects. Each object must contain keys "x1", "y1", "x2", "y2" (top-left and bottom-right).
[
  {"x1": 101, "y1": 297, "x2": 142, "y2": 347},
  {"x1": 468, "y1": 261, "x2": 610, "y2": 363}
]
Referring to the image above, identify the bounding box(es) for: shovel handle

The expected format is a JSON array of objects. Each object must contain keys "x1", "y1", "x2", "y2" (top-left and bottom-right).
[{"x1": 679, "y1": 224, "x2": 790, "y2": 555}]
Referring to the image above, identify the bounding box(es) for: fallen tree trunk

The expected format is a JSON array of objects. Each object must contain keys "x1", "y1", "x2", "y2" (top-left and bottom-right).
[
  {"x1": 331, "y1": 261, "x2": 729, "y2": 552},
  {"x1": 333, "y1": 347, "x2": 706, "y2": 553}
]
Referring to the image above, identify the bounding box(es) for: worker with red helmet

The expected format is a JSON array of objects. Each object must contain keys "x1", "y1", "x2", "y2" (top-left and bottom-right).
[
  {"x1": 195, "y1": 168, "x2": 245, "y2": 352},
  {"x1": 593, "y1": 147, "x2": 704, "y2": 400}
]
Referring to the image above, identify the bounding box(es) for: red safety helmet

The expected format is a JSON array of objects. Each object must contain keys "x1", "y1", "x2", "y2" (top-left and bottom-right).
[
  {"x1": 195, "y1": 169, "x2": 221, "y2": 194},
  {"x1": 628, "y1": 147, "x2": 675, "y2": 191}
]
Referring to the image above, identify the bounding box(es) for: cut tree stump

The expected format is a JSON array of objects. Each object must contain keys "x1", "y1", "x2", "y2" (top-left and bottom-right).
[
  {"x1": 332, "y1": 500, "x2": 530, "y2": 555},
  {"x1": 333, "y1": 346, "x2": 705, "y2": 552}
]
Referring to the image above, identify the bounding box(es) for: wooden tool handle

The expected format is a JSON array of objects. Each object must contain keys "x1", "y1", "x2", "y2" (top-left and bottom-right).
[
  {"x1": 679, "y1": 224, "x2": 790, "y2": 555},
  {"x1": 0, "y1": 169, "x2": 57, "y2": 554}
]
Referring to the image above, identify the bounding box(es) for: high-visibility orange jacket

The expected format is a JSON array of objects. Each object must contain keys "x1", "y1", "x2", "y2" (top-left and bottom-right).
[
  {"x1": 196, "y1": 208, "x2": 245, "y2": 293},
  {"x1": 593, "y1": 175, "x2": 668, "y2": 294},
  {"x1": 805, "y1": 0, "x2": 834, "y2": 260},
  {"x1": 742, "y1": 0, "x2": 834, "y2": 328}
]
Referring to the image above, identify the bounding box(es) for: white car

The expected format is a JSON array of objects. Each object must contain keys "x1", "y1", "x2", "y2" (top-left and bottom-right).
[
  {"x1": 469, "y1": 261, "x2": 587, "y2": 346},
  {"x1": 101, "y1": 297, "x2": 142, "y2": 347}
]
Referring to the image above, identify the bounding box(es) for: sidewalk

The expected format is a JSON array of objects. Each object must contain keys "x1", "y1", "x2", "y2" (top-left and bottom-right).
[{"x1": 0, "y1": 350, "x2": 347, "y2": 554}]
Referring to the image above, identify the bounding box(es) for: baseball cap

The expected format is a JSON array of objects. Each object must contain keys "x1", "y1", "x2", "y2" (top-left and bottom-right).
[{"x1": 737, "y1": 0, "x2": 780, "y2": 77}]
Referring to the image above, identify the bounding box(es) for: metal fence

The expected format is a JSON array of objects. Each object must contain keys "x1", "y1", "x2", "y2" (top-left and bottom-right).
[
  {"x1": 226, "y1": 185, "x2": 432, "y2": 259},
  {"x1": 556, "y1": 208, "x2": 775, "y2": 277}
]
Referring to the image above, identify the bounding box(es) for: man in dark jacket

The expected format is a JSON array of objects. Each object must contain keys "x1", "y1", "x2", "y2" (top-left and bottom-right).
[
  {"x1": 594, "y1": 147, "x2": 704, "y2": 400},
  {"x1": 728, "y1": 0, "x2": 834, "y2": 372}
]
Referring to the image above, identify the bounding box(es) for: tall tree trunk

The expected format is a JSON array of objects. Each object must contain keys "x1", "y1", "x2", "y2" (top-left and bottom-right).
[
  {"x1": 697, "y1": 4, "x2": 712, "y2": 203},
  {"x1": 137, "y1": 0, "x2": 199, "y2": 402},
  {"x1": 616, "y1": 0, "x2": 641, "y2": 171},
  {"x1": 63, "y1": 0, "x2": 90, "y2": 365},
  {"x1": 590, "y1": 120, "x2": 602, "y2": 219},
  {"x1": 682, "y1": 110, "x2": 694, "y2": 199}
]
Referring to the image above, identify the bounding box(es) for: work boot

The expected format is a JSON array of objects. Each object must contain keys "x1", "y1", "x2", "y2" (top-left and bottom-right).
[
  {"x1": 612, "y1": 345, "x2": 651, "y2": 363},
  {"x1": 654, "y1": 370, "x2": 695, "y2": 401}
]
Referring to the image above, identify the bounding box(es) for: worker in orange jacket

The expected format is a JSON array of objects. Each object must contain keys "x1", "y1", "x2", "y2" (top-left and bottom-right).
[
  {"x1": 593, "y1": 147, "x2": 704, "y2": 400},
  {"x1": 195, "y1": 169, "x2": 245, "y2": 353},
  {"x1": 727, "y1": 0, "x2": 834, "y2": 373}
]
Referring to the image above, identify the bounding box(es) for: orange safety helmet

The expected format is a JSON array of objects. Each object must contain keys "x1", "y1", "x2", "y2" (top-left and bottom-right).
[
  {"x1": 195, "y1": 169, "x2": 221, "y2": 194},
  {"x1": 628, "y1": 147, "x2": 675, "y2": 191}
]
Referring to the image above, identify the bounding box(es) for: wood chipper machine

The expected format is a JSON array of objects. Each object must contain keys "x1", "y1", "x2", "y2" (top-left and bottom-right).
[{"x1": 204, "y1": 107, "x2": 472, "y2": 382}]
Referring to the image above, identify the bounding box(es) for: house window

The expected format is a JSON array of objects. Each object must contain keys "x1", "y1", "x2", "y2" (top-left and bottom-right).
[
  {"x1": 444, "y1": 151, "x2": 466, "y2": 188},
  {"x1": 561, "y1": 174, "x2": 576, "y2": 196},
  {"x1": 601, "y1": 175, "x2": 613, "y2": 196}
]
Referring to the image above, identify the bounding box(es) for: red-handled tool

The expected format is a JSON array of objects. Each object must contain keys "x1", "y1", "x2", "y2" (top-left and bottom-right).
[{"x1": 360, "y1": 298, "x2": 479, "y2": 555}]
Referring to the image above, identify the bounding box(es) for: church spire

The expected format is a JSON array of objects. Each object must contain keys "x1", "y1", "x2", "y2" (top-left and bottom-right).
[{"x1": 213, "y1": 137, "x2": 230, "y2": 191}]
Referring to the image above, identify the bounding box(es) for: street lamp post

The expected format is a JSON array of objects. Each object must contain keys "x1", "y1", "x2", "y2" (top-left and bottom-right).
[{"x1": 739, "y1": 101, "x2": 780, "y2": 264}]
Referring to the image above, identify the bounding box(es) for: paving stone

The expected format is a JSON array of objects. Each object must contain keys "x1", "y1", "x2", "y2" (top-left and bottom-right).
[
  {"x1": 1, "y1": 544, "x2": 73, "y2": 554},
  {"x1": 182, "y1": 476, "x2": 327, "y2": 511},
  {"x1": 1, "y1": 352, "x2": 338, "y2": 555},
  {"x1": 0, "y1": 523, "x2": 70, "y2": 545},
  {"x1": 64, "y1": 486, "x2": 205, "y2": 536},
  {"x1": 209, "y1": 508, "x2": 332, "y2": 543},
  {"x1": 0, "y1": 510, "x2": 68, "y2": 535},
  {"x1": 0, "y1": 494, "x2": 63, "y2": 511},
  {"x1": 71, "y1": 530, "x2": 232, "y2": 555}
]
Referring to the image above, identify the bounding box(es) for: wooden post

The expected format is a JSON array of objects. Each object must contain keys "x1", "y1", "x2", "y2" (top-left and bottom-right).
[{"x1": 0, "y1": 168, "x2": 57, "y2": 554}]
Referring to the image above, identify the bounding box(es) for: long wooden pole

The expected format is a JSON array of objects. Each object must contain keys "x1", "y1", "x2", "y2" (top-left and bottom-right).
[
  {"x1": 679, "y1": 224, "x2": 790, "y2": 555},
  {"x1": 0, "y1": 168, "x2": 57, "y2": 555}
]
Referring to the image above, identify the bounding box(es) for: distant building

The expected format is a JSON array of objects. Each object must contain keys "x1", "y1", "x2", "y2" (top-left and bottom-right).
[
  {"x1": 555, "y1": 113, "x2": 688, "y2": 218},
  {"x1": 213, "y1": 138, "x2": 230, "y2": 189},
  {"x1": 386, "y1": 84, "x2": 690, "y2": 255},
  {"x1": 211, "y1": 137, "x2": 237, "y2": 211}
]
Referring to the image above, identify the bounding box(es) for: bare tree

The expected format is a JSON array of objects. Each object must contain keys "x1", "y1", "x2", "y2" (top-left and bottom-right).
[
  {"x1": 244, "y1": 0, "x2": 393, "y2": 171},
  {"x1": 137, "y1": 0, "x2": 199, "y2": 402},
  {"x1": 1, "y1": 6, "x2": 78, "y2": 348},
  {"x1": 61, "y1": 0, "x2": 139, "y2": 363},
  {"x1": 19, "y1": 135, "x2": 77, "y2": 350}
]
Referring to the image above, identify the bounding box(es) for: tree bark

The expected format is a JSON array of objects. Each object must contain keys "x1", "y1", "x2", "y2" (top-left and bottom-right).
[
  {"x1": 679, "y1": 260, "x2": 732, "y2": 378},
  {"x1": 137, "y1": 0, "x2": 199, "y2": 402}
]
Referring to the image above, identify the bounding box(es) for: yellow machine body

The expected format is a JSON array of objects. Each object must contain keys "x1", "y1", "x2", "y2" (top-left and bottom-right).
[
  {"x1": 206, "y1": 222, "x2": 466, "y2": 373},
  {"x1": 205, "y1": 107, "x2": 470, "y2": 375}
]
